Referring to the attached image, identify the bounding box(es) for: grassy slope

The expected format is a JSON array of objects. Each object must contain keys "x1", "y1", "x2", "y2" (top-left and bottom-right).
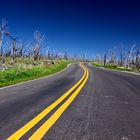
[
  {"x1": 0, "y1": 60, "x2": 71, "y2": 87},
  {"x1": 92, "y1": 63, "x2": 136, "y2": 72}
]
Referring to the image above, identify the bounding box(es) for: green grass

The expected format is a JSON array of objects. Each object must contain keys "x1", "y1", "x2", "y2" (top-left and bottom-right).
[
  {"x1": 0, "y1": 60, "x2": 71, "y2": 87},
  {"x1": 92, "y1": 63, "x2": 134, "y2": 72}
]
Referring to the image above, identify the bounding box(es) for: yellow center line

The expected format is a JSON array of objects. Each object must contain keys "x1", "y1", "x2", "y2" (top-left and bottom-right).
[
  {"x1": 29, "y1": 66, "x2": 89, "y2": 140},
  {"x1": 7, "y1": 63, "x2": 87, "y2": 140}
]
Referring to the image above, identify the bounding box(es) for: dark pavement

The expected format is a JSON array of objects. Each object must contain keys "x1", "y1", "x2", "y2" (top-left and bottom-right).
[{"x1": 0, "y1": 63, "x2": 140, "y2": 140}]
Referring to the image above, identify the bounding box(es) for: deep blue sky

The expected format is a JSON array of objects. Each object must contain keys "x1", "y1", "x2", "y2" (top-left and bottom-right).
[{"x1": 0, "y1": 0, "x2": 140, "y2": 57}]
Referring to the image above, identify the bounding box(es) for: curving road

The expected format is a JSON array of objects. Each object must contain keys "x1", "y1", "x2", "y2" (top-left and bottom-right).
[{"x1": 0, "y1": 63, "x2": 140, "y2": 140}]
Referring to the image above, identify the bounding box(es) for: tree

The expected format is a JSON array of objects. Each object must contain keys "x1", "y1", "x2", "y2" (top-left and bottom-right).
[
  {"x1": 135, "y1": 48, "x2": 140, "y2": 70},
  {"x1": 104, "y1": 53, "x2": 107, "y2": 66},
  {"x1": 0, "y1": 19, "x2": 7, "y2": 65},
  {"x1": 124, "y1": 44, "x2": 135, "y2": 68},
  {"x1": 33, "y1": 31, "x2": 44, "y2": 60},
  {"x1": 118, "y1": 44, "x2": 125, "y2": 67},
  {"x1": 5, "y1": 32, "x2": 20, "y2": 64},
  {"x1": 0, "y1": 19, "x2": 7, "y2": 56},
  {"x1": 17, "y1": 42, "x2": 26, "y2": 57},
  {"x1": 109, "y1": 47, "x2": 117, "y2": 64},
  {"x1": 5, "y1": 44, "x2": 11, "y2": 57},
  {"x1": 64, "y1": 50, "x2": 68, "y2": 60}
]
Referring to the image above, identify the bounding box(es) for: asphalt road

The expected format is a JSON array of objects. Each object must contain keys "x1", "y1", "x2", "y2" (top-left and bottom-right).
[{"x1": 0, "y1": 63, "x2": 140, "y2": 140}]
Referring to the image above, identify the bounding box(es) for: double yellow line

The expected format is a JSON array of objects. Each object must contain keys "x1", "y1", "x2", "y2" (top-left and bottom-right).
[{"x1": 7, "y1": 63, "x2": 89, "y2": 140}]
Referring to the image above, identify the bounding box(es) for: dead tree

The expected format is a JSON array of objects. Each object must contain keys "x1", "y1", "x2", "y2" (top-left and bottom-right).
[
  {"x1": 104, "y1": 53, "x2": 107, "y2": 66},
  {"x1": 118, "y1": 44, "x2": 125, "y2": 67},
  {"x1": 5, "y1": 47, "x2": 11, "y2": 57},
  {"x1": 64, "y1": 51, "x2": 68, "y2": 60},
  {"x1": 33, "y1": 31, "x2": 44, "y2": 60},
  {"x1": 95, "y1": 54, "x2": 101, "y2": 63},
  {"x1": 28, "y1": 47, "x2": 34, "y2": 59},
  {"x1": 109, "y1": 47, "x2": 117, "y2": 64},
  {"x1": 55, "y1": 52, "x2": 58, "y2": 59},
  {"x1": 4, "y1": 42, "x2": 11, "y2": 57},
  {"x1": 0, "y1": 19, "x2": 7, "y2": 64},
  {"x1": 47, "y1": 51, "x2": 51, "y2": 59},
  {"x1": 81, "y1": 52, "x2": 87, "y2": 61},
  {"x1": 135, "y1": 48, "x2": 140, "y2": 71},
  {"x1": 17, "y1": 42, "x2": 26, "y2": 58},
  {"x1": 5, "y1": 32, "x2": 20, "y2": 64},
  {"x1": 0, "y1": 19, "x2": 7, "y2": 56},
  {"x1": 74, "y1": 53, "x2": 77, "y2": 60},
  {"x1": 124, "y1": 44, "x2": 135, "y2": 68},
  {"x1": 45, "y1": 47, "x2": 51, "y2": 59}
]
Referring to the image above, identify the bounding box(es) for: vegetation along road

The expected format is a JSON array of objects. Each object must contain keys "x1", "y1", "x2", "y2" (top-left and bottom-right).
[{"x1": 0, "y1": 63, "x2": 140, "y2": 140}]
